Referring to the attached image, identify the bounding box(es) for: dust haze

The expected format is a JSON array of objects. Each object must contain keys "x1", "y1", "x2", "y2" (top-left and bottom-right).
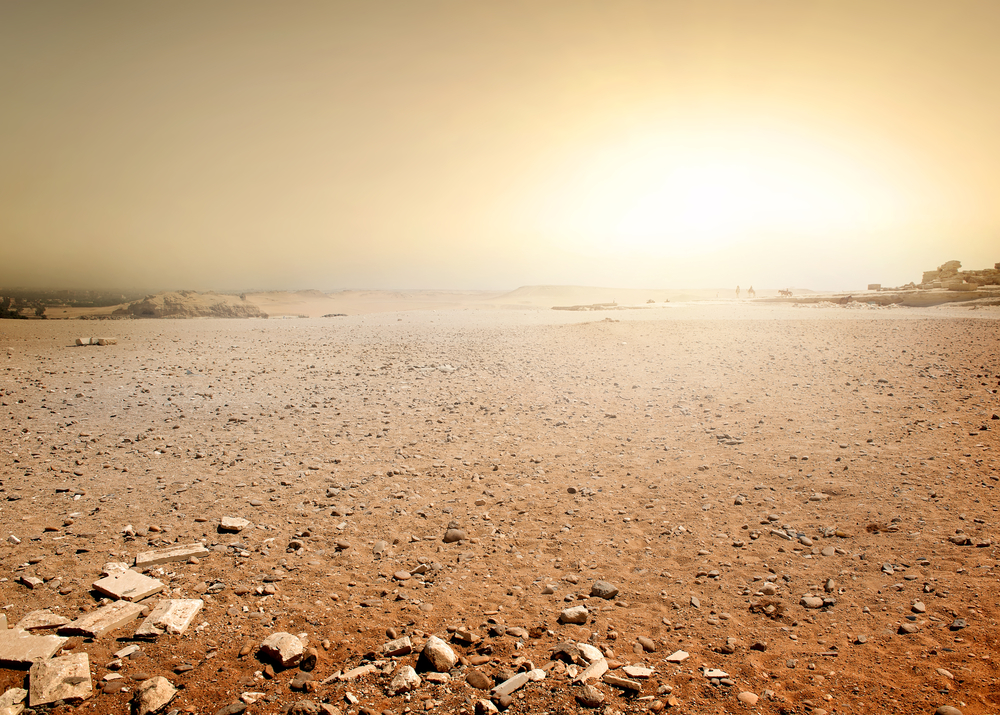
[{"x1": 2, "y1": 1, "x2": 1000, "y2": 293}]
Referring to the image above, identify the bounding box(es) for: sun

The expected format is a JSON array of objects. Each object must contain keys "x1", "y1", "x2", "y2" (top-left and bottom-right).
[{"x1": 527, "y1": 123, "x2": 905, "y2": 257}]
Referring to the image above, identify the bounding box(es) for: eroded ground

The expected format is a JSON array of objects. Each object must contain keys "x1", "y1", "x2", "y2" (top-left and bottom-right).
[{"x1": 1, "y1": 305, "x2": 998, "y2": 715}]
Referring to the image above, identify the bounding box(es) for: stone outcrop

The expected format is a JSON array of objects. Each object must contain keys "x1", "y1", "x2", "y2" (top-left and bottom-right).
[
  {"x1": 919, "y1": 260, "x2": 1000, "y2": 289},
  {"x1": 111, "y1": 291, "x2": 267, "y2": 319}
]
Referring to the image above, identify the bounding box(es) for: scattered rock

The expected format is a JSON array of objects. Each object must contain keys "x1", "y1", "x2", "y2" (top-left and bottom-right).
[
  {"x1": 260, "y1": 632, "x2": 305, "y2": 668},
  {"x1": 133, "y1": 677, "x2": 177, "y2": 715}
]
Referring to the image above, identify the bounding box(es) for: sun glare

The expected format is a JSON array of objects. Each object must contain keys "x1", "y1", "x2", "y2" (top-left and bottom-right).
[{"x1": 533, "y1": 124, "x2": 905, "y2": 256}]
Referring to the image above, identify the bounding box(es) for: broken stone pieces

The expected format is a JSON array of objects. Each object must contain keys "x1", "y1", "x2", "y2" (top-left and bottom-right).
[
  {"x1": 134, "y1": 600, "x2": 204, "y2": 638},
  {"x1": 14, "y1": 610, "x2": 69, "y2": 632},
  {"x1": 28, "y1": 653, "x2": 92, "y2": 706},
  {"x1": 58, "y1": 601, "x2": 146, "y2": 638},
  {"x1": 133, "y1": 677, "x2": 177, "y2": 715}
]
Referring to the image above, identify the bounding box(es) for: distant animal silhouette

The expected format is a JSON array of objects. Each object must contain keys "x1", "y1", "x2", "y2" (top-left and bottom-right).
[
  {"x1": 747, "y1": 286, "x2": 756, "y2": 298},
  {"x1": 778, "y1": 289, "x2": 792, "y2": 297}
]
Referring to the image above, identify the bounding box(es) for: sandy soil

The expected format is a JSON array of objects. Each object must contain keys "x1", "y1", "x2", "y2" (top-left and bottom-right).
[{"x1": 1, "y1": 301, "x2": 998, "y2": 715}]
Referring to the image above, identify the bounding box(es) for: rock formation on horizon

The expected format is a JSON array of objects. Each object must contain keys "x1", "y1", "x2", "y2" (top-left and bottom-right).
[
  {"x1": 919, "y1": 260, "x2": 1000, "y2": 290},
  {"x1": 111, "y1": 291, "x2": 267, "y2": 318}
]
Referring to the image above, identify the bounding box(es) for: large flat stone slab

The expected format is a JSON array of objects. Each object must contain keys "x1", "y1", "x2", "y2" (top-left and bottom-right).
[
  {"x1": 0, "y1": 629, "x2": 68, "y2": 666},
  {"x1": 28, "y1": 653, "x2": 92, "y2": 706},
  {"x1": 58, "y1": 601, "x2": 146, "y2": 638},
  {"x1": 134, "y1": 600, "x2": 203, "y2": 638},
  {"x1": 134, "y1": 543, "x2": 209, "y2": 568},
  {"x1": 92, "y1": 570, "x2": 164, "y2": 602}
]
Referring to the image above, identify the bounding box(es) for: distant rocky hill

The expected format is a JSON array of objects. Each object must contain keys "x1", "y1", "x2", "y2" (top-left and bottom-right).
[
  {"x1": 111, "y1": 291, "x2": 267, "y2": 318},
  {"x1": 918, "y1": 260, "x2": 1000, "y2": 290}
]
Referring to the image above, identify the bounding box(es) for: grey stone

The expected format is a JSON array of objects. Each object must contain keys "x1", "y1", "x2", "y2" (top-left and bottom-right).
[
  {"x1": 133, "y1": 677, "x2": 177, "y2": 715},
  {"x1": 28, "y1": 653, "x2": 92, "y2": 706},
  {"x1": 589, "y1": 581, "x2": 619, "y2": 600}
]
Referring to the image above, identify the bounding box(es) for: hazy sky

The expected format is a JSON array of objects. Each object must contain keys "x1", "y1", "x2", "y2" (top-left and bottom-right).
[{"x1": 2, "y1": 1, "x2": 999, "y2": 291}]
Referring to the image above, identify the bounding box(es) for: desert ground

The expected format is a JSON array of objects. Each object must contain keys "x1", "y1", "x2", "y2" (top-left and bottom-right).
[{"x1": 1, "y1": 299, "x2": 998, "y2": 715}]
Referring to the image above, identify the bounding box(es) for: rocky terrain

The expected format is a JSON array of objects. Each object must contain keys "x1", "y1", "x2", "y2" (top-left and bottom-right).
[{"x1": 0, "y1": 302, "x2": 998, "y2": 715}]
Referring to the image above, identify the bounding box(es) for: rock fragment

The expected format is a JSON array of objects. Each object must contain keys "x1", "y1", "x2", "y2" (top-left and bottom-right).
[
  {"x1": 559, "y1": 606, "x2": 588, "y2": 625},
  {"x1": 260, "y1": 632, "x2": 305, "y2": 668},
  {"x1": 133, "y1": 677, "x2": 177, "y2": 715},
  {"x1": 134, "y1": 544, "x2": 210, "y2": 568},
  {"x1": 589, "y1": 581, "x2": 619, "y2": 600},
  {"x1": 59, "y1": 601, "x2": 146, "y2": 638},
  {"x1": 389, "y1": 666, "x2": 420, "y2": 694},
  {"x1": 421, "y1": 636, "x2": 458, "y2": 672},
  {"x1": 576, "y1": 684, "x2": 605, "y2": 708},
  {"x1": 134, "y1": 600, "x2": 204, "y2": 638},
  {"x1": 28, "y1": 653, "x2": 92, "y2": 706}
]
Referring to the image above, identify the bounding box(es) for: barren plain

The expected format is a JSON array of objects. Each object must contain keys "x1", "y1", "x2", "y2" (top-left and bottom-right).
[{"x1": 1, "y1": 301, "x2": 999, "y2": 715}]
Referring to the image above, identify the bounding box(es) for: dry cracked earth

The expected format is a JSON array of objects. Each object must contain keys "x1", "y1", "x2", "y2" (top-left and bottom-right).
[{"x1": 1, "y1": 305, "x2": 998, "y2": 715}]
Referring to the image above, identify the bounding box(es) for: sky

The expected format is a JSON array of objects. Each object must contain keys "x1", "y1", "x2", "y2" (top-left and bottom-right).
[{"x1": 2, "y1": 1, "x2": 999, "y2": 292}]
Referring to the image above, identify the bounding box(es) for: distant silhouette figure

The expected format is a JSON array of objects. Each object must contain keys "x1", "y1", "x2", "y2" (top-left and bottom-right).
[
  {"x1": 736, "y1": 285, "x2": 741, "y2": 299},
  {"x1": 748, "y1": 285, "x2": 756, "y2": 298},
  {"x1": 779, "y1": 288, "x2": 792, "y2": 297}
]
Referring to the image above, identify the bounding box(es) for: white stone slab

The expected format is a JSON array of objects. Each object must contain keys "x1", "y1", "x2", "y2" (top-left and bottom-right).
[
  {"x1": 59, "y1": 601, "x2": 146, "y2": 638},
  {"x1": 134, "y1": 600, "x2": 203, "y2": 638},
  {"x1": 92, "y1": 570, "x2": 164, "y2": 602},
  {"x1": 28, "y1": 653, "x2": 92, "y2": 706},
  {"x1": 134, "y1": 543, "x2": 209, "y2": 568},
  {"x1": 0, "y1": 629, "x2": 68, "y2": 666}
]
